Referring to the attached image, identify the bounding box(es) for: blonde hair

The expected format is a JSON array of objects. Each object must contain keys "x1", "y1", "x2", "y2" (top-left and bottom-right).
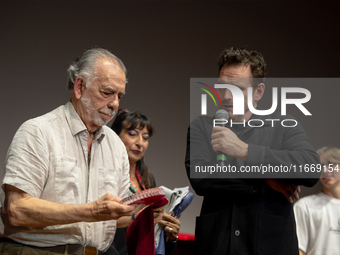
[{"x1": 317, "y1": 146, "x2": 340, "y2": 164}]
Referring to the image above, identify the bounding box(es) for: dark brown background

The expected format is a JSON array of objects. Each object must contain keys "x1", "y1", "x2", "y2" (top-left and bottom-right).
[{"x1": 1, "y1": 0, "x2": 339, "y2": 234}]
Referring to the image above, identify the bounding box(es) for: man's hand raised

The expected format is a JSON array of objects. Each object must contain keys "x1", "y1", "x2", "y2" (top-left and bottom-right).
[{"x1": 211, "y1": 126, "x2": 248, "y2": 161}]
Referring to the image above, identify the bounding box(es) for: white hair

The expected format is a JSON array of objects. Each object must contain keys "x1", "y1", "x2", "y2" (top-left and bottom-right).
[{"x1": 67, "y1": 47, "x2": 127, "y2": 90}]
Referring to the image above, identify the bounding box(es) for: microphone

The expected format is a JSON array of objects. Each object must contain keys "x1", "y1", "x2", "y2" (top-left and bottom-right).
[{"x1": 214, "y1": 109, "x2": 229, "y2": 167}]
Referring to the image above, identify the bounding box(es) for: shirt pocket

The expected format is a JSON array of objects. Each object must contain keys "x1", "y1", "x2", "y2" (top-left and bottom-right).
[
  {"x1": 54, "y1": 157, "x2": 80, "y2": 204},
  {"x1": 98, "y1": 168, "x2": 118, "y2": 197}
]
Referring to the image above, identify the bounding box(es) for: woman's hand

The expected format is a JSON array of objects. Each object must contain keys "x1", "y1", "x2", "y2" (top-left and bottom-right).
[
  {"x1": 157, "y1": 212, "x2": 180, "y2": 242},
  {"x1": 153, "y1": 205, "x2": 165, "y2": 222}
]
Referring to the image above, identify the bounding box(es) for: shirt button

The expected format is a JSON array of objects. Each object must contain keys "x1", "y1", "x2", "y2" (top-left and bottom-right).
[{"x1": 235, "y1": 230, "x2": 240, "y2": 236}]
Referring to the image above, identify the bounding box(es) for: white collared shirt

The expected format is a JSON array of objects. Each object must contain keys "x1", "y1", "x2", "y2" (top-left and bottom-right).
[{"x1": 0, "y1": 102, "x2": 130, "y2": 251}]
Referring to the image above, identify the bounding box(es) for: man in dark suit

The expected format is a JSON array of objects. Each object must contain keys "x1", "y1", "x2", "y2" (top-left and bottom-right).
[{"x1": 185, "y1": 47, "x2": 319, "y2": 255}]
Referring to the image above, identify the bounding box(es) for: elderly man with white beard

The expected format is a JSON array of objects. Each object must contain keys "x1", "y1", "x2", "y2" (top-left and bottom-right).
[{"x1": 0, "y1": 48, "x2": 143, "y2": 255}]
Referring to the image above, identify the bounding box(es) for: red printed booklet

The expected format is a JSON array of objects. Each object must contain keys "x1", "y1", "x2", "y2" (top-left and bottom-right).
[{"x1": 119, "y1": 187, "x2": 165, "y2": 206}]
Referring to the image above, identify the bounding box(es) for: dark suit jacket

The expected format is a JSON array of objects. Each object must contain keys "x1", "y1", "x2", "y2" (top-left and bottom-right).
[{"x1": 185, "y1": 113, "x2": 319, "y2": 255}]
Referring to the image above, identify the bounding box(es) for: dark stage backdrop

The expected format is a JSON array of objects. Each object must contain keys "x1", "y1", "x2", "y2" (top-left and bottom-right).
[{"x1": 1, "y1": 0, "x2": 339, "y2": 234}]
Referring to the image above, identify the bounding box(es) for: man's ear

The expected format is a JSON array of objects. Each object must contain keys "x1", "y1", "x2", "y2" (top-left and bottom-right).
[
  {"x1": 73, "y1": 77, "x2": 86, "y2": 100},
  {"x1": 254, "y1": 83, "x2": 265, "y2": 101}
]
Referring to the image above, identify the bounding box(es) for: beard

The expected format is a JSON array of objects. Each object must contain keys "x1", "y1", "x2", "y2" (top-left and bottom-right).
[{"x1": 80, "y1": 94, "x2": 116, "y2": 127}]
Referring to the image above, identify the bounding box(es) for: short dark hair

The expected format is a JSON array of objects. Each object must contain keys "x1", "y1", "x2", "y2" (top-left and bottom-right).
[
  {"x1": 67, "y1": 47, "x2": 127, "y2": 90},
  {"x1": 218, "y1": 47, "x2": 267, "y2": 83}
]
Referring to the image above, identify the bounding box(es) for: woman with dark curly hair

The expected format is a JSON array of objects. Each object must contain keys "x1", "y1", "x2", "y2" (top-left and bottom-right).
[{"x1": 104, "y1": 110, "x2": 180, "y2": 255}]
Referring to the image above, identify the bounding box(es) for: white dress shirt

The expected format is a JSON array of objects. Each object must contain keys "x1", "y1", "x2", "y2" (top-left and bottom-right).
[{"x1": 0, "y1": 102, "x2": 130, "y2": 252}]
